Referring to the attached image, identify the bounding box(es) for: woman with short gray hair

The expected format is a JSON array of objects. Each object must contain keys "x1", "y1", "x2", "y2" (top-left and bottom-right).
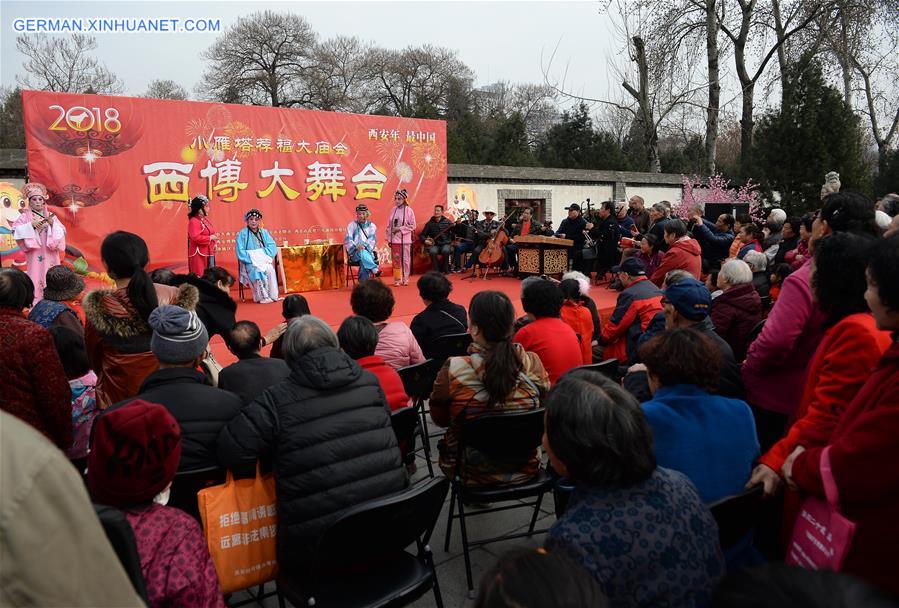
[
  {"x1": 712, "y1": 260, "x2": 762, "y2": 360},
  {"x1": 743, "y1": 250, "x2": 771, "y2": 299}
]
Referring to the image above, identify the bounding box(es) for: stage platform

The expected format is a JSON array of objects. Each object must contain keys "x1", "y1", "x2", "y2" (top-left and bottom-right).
[{"x1": 209, "y1": 273, "x2": 620, "y2": 367}]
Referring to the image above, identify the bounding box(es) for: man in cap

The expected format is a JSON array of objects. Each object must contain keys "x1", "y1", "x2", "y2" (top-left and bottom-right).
[
  {"x1": 555, "y1": 203, "x2": 593, "y2": 273},
  {"x1": 624, "y1": 277, "x2": 745, "y2": 401},
  {"x1": 236, "y1": 208, "x2": 279, "y2": 303},
  {"x1": 599, "y1": 258, "x2": 664, "y2": 363},
  {"x1": 345, "y1": 203, "x2": 380, "y2": 280},
  {"x1": 109, "y1": 304, "x2": 242, "y2": 471},
  {"x1": 464, "y1": 207, "x2": 500, "y2": 270}
]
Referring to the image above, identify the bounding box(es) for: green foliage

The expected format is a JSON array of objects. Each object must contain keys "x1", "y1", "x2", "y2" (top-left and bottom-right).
[
  {"x1": 0, "y1": 88, "x2": 25, "y2": 149},
  {"x1": 753, "y1": 59, "x2": 870, "y2": 214},
  {"x1": 538, "y1": 103, "x2": 628, "y2": 170},
  {"x1": 874, "y1": 148, "x2": 899, "y2": 197}
]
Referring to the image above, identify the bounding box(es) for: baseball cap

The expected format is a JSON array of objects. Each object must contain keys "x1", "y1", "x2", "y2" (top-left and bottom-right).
[
  {"x1": 611, "y1": 258, "x2": 647, "y2": 276},
  {"x1": 662, "y1": 278, "x2": 711, "y2": 321},
  {"x1": 565, "y1": 203, "x2": 581, "y2": 212}
]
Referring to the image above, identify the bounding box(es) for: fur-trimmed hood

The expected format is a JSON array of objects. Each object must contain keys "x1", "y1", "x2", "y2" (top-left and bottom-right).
[{"x1": 84, "y1": 283, "x2": 199, "y2": 343}]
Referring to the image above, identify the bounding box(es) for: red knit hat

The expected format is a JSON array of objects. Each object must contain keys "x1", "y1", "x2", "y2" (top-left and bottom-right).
[{"x1": 88, "y1": 400, "x2": 182, "y2": 508}]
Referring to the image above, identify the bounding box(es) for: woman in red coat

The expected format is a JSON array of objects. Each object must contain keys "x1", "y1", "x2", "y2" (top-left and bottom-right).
[
  {"x1": 747, "y1": 233, "x2": 890, "y2": 516},
  {"x1": 784, "y1": 235, "x2": 899, "y2": 596},
  {"x1": 187, "y1": 195, "x2": 216, "y2": 276}
]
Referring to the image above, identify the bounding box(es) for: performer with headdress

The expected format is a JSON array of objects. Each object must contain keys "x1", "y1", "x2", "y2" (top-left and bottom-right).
[
  {"x1": 345, "y1": 203, "x2": 380, "y2": 281},
  {"x1": 236, "y1": 208, "x2": 279, "y2": 304},
  {"x1": 187, "y1": 195, "x2": 216, "y2": 275},
  {"x1": 386, "y1": 189, "x2": 416, "y2": 286},
  {"x1": 12, "y1": 182, "x2": 66, "y2": 303}
]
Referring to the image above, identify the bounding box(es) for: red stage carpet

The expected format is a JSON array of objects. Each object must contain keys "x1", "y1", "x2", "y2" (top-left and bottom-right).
[{"x1": 209, "y1": 274, "x2": 620, "y2": 366}]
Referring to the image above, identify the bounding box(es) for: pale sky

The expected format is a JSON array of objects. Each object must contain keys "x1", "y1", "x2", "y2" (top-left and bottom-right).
[{"x1": 1, "y1": 0, "x2": 623, "y2": 105}]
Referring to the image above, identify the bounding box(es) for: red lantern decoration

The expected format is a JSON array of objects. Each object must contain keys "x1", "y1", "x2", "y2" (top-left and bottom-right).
[{"x1": 45, "y1": 156, "x2": 120, "y2": 216}]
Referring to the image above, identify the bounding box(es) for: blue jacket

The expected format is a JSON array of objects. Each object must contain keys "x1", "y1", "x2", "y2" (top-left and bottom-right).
[
  {"x1": 692, "y1": 220, "x2": 734, "y2": 264},
  {"x1": 641, "y1": 384, "x2": 759, "y2": 503}
]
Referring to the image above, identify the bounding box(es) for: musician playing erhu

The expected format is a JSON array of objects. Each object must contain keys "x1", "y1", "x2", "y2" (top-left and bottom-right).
[
  {"x1": 13, "y1": 182, "x2": 66, "y2": 303},
  {"x1": 463, "y1": 208, "x2": 500, "y2": 270},
  {"x1": 419, "y1": 204, "x2": 454, "y2": 273}
]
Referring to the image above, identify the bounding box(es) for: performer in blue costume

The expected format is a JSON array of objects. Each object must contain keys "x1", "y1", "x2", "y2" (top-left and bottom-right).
[
  {"x1": 236, "y1": 208, "x2": 279, "y2": 303},
  {"x1": 344, "y1": 203, "x2": 380, "y2": 280}
]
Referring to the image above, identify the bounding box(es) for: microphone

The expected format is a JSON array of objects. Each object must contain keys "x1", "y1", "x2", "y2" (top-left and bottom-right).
[{"x1": 394, "y1": 218, "x2": 399, "y2": 227}]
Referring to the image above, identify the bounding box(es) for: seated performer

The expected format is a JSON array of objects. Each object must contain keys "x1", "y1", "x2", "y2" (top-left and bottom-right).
[
  {"x1": 236, "y1": 208, "x2": 279, "y2": 304},
  {"x1": 345, "y1": 203, "x2": 379, "y2": 280},
  {"x1": 419, "y1": 204, "x2": 454, "y2": 273},
  {"x1": 464, "y1": 208, "x2": 500, "y2": 270},
  {"x1": 503, "y1": 207, "x2": 552, "y2": 274},
  {"x1": 451, "y1": 209, "x2": 478, "y2": 272}
]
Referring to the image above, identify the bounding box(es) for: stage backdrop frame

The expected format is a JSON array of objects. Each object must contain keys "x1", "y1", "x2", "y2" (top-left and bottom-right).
[{"x1": 22, "y1": 90, "x2": 447, "y2": 279}]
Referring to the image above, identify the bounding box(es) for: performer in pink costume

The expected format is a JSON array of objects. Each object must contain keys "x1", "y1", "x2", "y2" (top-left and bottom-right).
[
  {"x1": 12, "y1": 182, "x2": 66, "y2": 304},
  {"x1": 187, "y1": 195, "x2": 216, "y2": 276},
  {"x1": 387, "y1": 189, "x2": 416, "y2": 286}
]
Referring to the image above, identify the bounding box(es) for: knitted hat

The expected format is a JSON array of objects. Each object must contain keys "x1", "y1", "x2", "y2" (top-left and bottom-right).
[
  {"x1": 88, "y1": 400, "x2": 182, "y2": 508},
  {"x1": 149, "y1": 305, "x2": 209, "y2": 363},
  {"x1": 662, "y1": 278, "x2": 711, "y2": 321},
  {"x1": 42, "y1": 265, "x2": 85, "y2": 301}
]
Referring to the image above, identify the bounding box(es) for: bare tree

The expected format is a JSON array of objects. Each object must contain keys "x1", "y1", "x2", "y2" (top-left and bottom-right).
[
  {"x1": 16, "y1": 34, "x2": 123, "y2": 94},
  {"x1": 143, "y1": 79, "x2": 187, "y2": 100},
  {"x1": 199, "y1": 11, "x2": 318, "y2": 107},
  {"x1": 366, "y1": 44, "x2": 474, "y2": 117},
  {"x1": 308, "y1": 36, "x2": 378, "y2": 113},
  {"x1": 717, "y1": 0, "x2": 836, "y2": 174},
  {"x1": 475, "y1": 81, "x2": 558, "y2": 146}
]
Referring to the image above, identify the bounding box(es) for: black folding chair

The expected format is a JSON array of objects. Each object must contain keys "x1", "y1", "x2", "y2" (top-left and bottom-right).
[
  {"x1": 444, "y1": 409, "x2": 554, "y2": 592},
  {"x1": 346, "y1": 249, "x2": 379, "y2": 287},
  {"x1": 708, "y1": 485, "x2": 764, "y2": 550},
  {"x1": 238, "y1": 257, "x2": 283, "y2": 303},
  {"x1": 427, "y1": 332, "x2": 472, "y2": 365},
  {"x1": 93, "y1": 504, "x2": 150, "y2": 604},
  {"x1": 398, "y1": 359, "x2": 444, "y2": 473},
  {"x1": 277, "y1": 478, "x2": 450, "y2": 608},
  {"x1": 169, "y1": 466, "x2": 225, "y2": 522},
  {"x1": 391, "y1": 406, "x2": 434, "y2": 479},
  {"x1": 573, "y1": 358, "x2": 621, "y2": 382}
]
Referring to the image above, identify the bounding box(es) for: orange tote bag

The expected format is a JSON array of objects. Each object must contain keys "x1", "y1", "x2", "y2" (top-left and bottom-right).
[{"x1": 198, "y1": 464, "x2": 279, "y2": 593}]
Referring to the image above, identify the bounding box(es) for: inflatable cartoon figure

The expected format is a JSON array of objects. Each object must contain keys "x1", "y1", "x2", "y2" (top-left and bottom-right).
[{"x1": 0, "y1": 182, "x2": 27, "y2": 267}]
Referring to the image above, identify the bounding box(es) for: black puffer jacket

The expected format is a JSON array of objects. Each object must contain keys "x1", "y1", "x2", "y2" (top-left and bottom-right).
[
  {"x1": 171, "y1": 274, "x2": 237, "y2": 340},
  {"x1": 217, "y1": 346, "x2": 407, "y2": 568}
]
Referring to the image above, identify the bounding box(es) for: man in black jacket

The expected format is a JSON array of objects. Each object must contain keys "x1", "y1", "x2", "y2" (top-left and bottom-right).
[
  {"x1": 419, "y1": 204, "x2": 454, "y2": 273},
  {"x1": 463, "y1": 209, "x2": 500, "y2": 270},
  {"x1": 646, "y1": 202, "x2": 672, "y2": 253},
  {"x1": 219, "y1": 321, "x2": 290, "y2": 405},
  {"x1": 410, "y1": 271, "x2": 468, "y2": 358},
  {"x1": 588, "y1": 201, "x2": 621, "y2": 281},
  {"x1": 688, "y1": 209, "x2": 735, "y2": 270},
  {"x1": 555, "y1": 203, "x2": 592, "y2": 272},
  {"x1": 217, "y1": 315, "x2": 407, "y2": 571},
  {"x1": 111, "y1": 305, "x2": 243, "y2": 471}
]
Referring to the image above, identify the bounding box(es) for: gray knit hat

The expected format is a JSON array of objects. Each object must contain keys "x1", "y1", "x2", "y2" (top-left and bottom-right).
[{"x1": 149, "y1": 305, "x2": 209, "y2": 364}]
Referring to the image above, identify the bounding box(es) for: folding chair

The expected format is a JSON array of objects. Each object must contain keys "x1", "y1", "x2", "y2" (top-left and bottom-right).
[
  {"x1": 277, "y1": 478, "x2": 450, "y2": 608},
  {"x1": 708, "y1": 485, "x2": 764, "y2": 550},
  {"x1": 427, "y1": 332, "x2": 473, "y2": 365},
  {"x1": 443, "y1": 409, "x2": 554, "y2": 592},
  {"x1": 391, "y1": 406, "x2": 435, "y2": 479},
  {"x1": 168, "y1": 466, "x2": 225, "y2": 522},
  {"x1": 346, "y1": 249, "x2": 379, "y2": 287},
  {"x1": 93, "y1": 504, "x2": 150, "y2": 604},
  {"x1": 398, "y1": 359, "x2": 444, "y2": 473},
  {"x1": 573, "y1": 358, "x2": 622, "y2": 382},
  {"x1": 238, "y1": 256, "x2": 283, "y2": 303}
]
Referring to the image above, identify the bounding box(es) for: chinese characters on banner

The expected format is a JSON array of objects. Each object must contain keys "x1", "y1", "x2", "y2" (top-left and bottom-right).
[{"x1": 22, "y1": 90, "x2": 447, "y2": 278}]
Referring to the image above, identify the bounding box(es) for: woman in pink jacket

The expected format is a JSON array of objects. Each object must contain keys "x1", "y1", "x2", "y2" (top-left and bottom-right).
[
  {"x1": 350, "y1": 278, "x2": 424, "y2": 369},
  {"x1": 12, "y1": 182, "x2": 66, "y2": 303},
  {"x1": 386, "y1": 189, "x2": 416, "y2": 286}
]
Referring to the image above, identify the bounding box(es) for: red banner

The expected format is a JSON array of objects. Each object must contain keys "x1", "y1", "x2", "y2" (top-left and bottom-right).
[{"x1": 21, "y1": 90, "x2": 447, "y2": 279}]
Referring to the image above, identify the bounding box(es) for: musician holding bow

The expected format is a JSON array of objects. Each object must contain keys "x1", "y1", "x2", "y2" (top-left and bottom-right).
[
  {"x1": 502, "y1": 206, "x2": 554, "y2": 275},
  {"x1": 463, "y1": 208, "x2": 500, "y2": 271},
  {"x1": 451, "y1": 209, "x2": 478, "y2": 272},
  {"x1": 419, "y1": 205, "x2": 454, "y2": 273},
  {"x1": 12, "y1": 182, "x2": 66, "y2": 303}
]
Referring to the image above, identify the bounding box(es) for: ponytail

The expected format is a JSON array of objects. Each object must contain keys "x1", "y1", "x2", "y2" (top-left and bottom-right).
[
  {"x1": 470, "y1": 291, "x2": 523, "y2": 405},
  {"x1": 100, "y1": 231, "x2": 158, "y2": 322}
]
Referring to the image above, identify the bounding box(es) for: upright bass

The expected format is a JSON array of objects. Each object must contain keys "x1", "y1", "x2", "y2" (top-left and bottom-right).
[{"x1": 478, "y1": 208, "x2": 521, "y2": 267}]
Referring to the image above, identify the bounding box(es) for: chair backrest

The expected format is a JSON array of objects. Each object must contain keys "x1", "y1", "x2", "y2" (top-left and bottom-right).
[
  {"x1": 397, "y1": 358, "x2": 443, "y2": 400},
  {"x1": 93, "y1": 504, "x2": 150, "y2": 603},
  {"x1": 573, "y1": 358, "x2": 620, "y2": 381},
  {"x1": 428, "y1": 332, "x2": 473, "y2": 363},
  {"x1": 313, "y1": 477, "x2": 450, "y2": 569},
  {"x1": 708, "y1": 485, "x2": 764, "y2": 549},
  {"x1": 169, "y1": 466, "x2": 225, "y2": 521},
  {"x1": 460, "y1": 408, "x2": 546, "y2": 462},
  {"x1": 390, "y1": 406, "x2": 418, "y2": 453}
]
